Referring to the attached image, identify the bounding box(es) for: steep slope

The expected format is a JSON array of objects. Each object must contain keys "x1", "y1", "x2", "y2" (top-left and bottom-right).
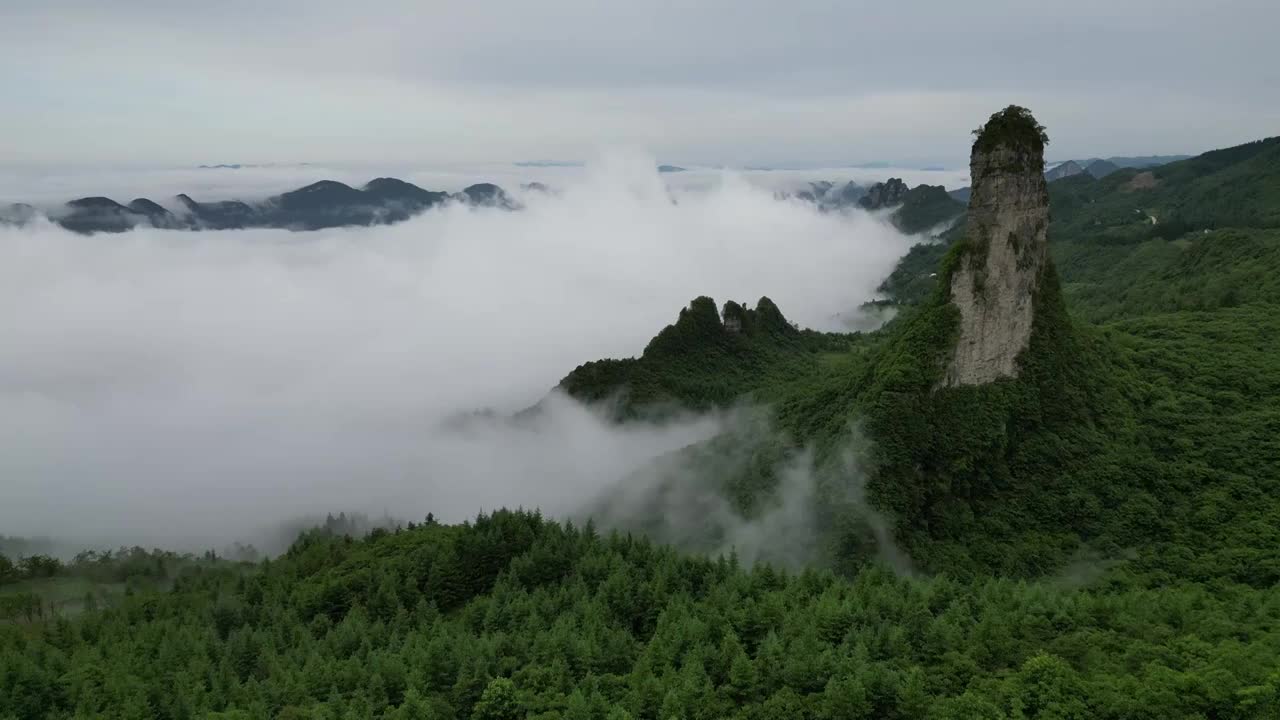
[
  {"x1": 834, "y1": 107, "x2": 1131, "y2": 574},
  {"x1": 857, "y1": 178, "x2": 909, "y2": 210},
  {"x1": 889, "y1": 185, "x2": 965, "y2": 235},
  {"x1": 558, "y1": 107, "x2": 1152, "y2": 576},
  {"x1": 857, "y1": 122, "x2": 1280, "y2": 575},
  {"x1": 558, "y1": 296, "x2": 863, "y2": 420}
]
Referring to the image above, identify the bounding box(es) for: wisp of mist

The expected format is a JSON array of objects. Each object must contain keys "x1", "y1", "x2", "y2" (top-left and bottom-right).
[{"x1": 0, "y1": 151, "x2": 913, "y2": 549}]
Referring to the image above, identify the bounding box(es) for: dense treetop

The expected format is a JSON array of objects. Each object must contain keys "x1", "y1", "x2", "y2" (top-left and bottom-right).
[{"x1": 971, "y1": 105, "x2": 1049, "y2": 162}]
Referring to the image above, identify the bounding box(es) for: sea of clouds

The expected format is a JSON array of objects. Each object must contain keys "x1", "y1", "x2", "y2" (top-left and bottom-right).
[{"x1": 0, "y1": 152, "x2": 919, "y2": 550}]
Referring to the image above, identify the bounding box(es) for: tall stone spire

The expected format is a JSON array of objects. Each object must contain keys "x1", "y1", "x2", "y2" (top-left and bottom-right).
[{"x1": 944, "y1": 106, "x2": 1051, "y2": 387}]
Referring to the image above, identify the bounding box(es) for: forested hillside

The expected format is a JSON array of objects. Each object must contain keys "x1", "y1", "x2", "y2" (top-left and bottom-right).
[
  {"x1": 4, "y1": 123, "x2": 1280, "y2": 719},
  {"x1": 559, "y1": 129, "x2": 1280, "y2": 581},
  {"x1": 4, "y1": 513, "x2": 1279, "y2": 719}
]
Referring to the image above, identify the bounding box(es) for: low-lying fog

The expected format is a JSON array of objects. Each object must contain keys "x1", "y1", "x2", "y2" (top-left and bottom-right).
[{"x1": 0, "y1": 152, "x2": 916, "y2": 551}]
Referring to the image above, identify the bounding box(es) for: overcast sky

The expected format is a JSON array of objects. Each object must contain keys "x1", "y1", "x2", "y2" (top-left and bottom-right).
[{"x1": 3, "y1": 1, "x2": 1277, "y2": 169}]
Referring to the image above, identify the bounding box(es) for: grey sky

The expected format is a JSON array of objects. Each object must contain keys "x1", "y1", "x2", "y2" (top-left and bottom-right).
[{"x1": 3, "y1": 0, "x2": 1277, "y2": 168}]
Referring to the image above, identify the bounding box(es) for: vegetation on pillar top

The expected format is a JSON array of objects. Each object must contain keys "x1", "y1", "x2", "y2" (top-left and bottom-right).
[{"x1": 971, "y1": 105, "x2": 1049, "y2": 167}]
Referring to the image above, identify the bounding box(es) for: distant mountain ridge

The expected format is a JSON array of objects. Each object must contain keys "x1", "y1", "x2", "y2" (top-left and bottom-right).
[
  {"x1": 1052, "y1": 153, "x2": 1193, "y2": 169},
  {"x1": 1044, "y1": 160, "x2": 1086, "y2": 182},
  {"x1": 0, "y1": 178, "x2": 519, "y2": 234},
  {"x1": 947, "y1": 152, "x2": 1189, "y2": 197},
  {"x1": 785, "y1": 177, "x2": 965, "y2": 235},
  {"x1": 1043, "y1": 153, "x2": 1191, "y2": 184}
]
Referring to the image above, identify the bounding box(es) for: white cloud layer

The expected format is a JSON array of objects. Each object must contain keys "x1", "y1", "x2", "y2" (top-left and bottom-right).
[{"x1": 0, "y1": 157, "x2": 913, "y2": 548}]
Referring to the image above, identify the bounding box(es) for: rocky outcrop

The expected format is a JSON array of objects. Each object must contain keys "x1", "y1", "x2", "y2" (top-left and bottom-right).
[
  {"x1": 944, "y1": 106, "x2": 1051, "y2": 387},
  {"x1": 721, "y1": 301, "x2": 745, "y2": 333},
  {"x1": 719, "y1": 298, "x2": 793, "y2": 336},
  {"x1": 858, "y1": 178, "x2": 910, "y2": 210}
]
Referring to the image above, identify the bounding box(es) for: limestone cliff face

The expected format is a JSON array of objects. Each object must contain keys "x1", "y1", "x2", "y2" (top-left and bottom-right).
[{"x1": 944, "y1": 107, "x2": 1051, "y2": 387}]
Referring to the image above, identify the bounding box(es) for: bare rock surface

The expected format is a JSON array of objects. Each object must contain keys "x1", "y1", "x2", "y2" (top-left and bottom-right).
[{"x1": 944, "y1": 107, "x2": 1051, "y2": 387}]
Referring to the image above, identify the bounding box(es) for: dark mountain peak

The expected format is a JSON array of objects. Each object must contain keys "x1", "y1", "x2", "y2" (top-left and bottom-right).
[
  {"x1": 460, "y1": 183, "x2": 514, "y2": 208},
  {"x1": 753, "y1": 296, "x2": 793, "y2": 334},
  {"x1": 44, "y1": 177, "x2": 513, "y2": 234},
  {"x1": 832, "y1": 180, "x2": 863, "y2": 204},
  {"x1": 684, "y1": 295, "x2": 722, "y2": 326},
  {"x1": 277, "y1": 181, "x2": 365, "y2": 208},
  {"x1": 362, "y1": 177, "x2": 448, "y2": 206},
  {"x1": 294, "y1": 180, "x2": 357, "y2": 194},
  {"x1": 905, "y1": 183, "x2": 949, "y2": 199},
  {"x1": 171, "y1": 194, "x2": 255, "y2": 230},
  {"x1": 717, "y1": 297, "x2": 794, "y2": 336},
  {"x1": 127, "y1": 198, "x2": 182, "y2": 229},
  {"x1": 1084, "y1": 159, "x2": 1120, "y2": 179},
  {"x1": 859, "y1": 178, "x2": 910, "y2": 210},
  {"x1": 58, "y1": 197, "x2": 143, "y2": 234},
  {"x1": 362, "y1": 177, "x2": 417, "y2": 194},
  {"x1": 790, "y1": 180, "x2": 866, "y2": 212},
  {"x1": 67, "y1": 196, "x2": 130, "y2": 211},
  {"x1": 1045, "y1": 160, "x2": 1086, "y2": 182},
  {"x1": 462, "y1": 182, "x2": 502, "y2": 199},
  {"x1": 721, "y1": 300, "x2": 747, "y2": 333},
  {"x1": 127, "y1": 198, "x2": 169, "y2": 215}
]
